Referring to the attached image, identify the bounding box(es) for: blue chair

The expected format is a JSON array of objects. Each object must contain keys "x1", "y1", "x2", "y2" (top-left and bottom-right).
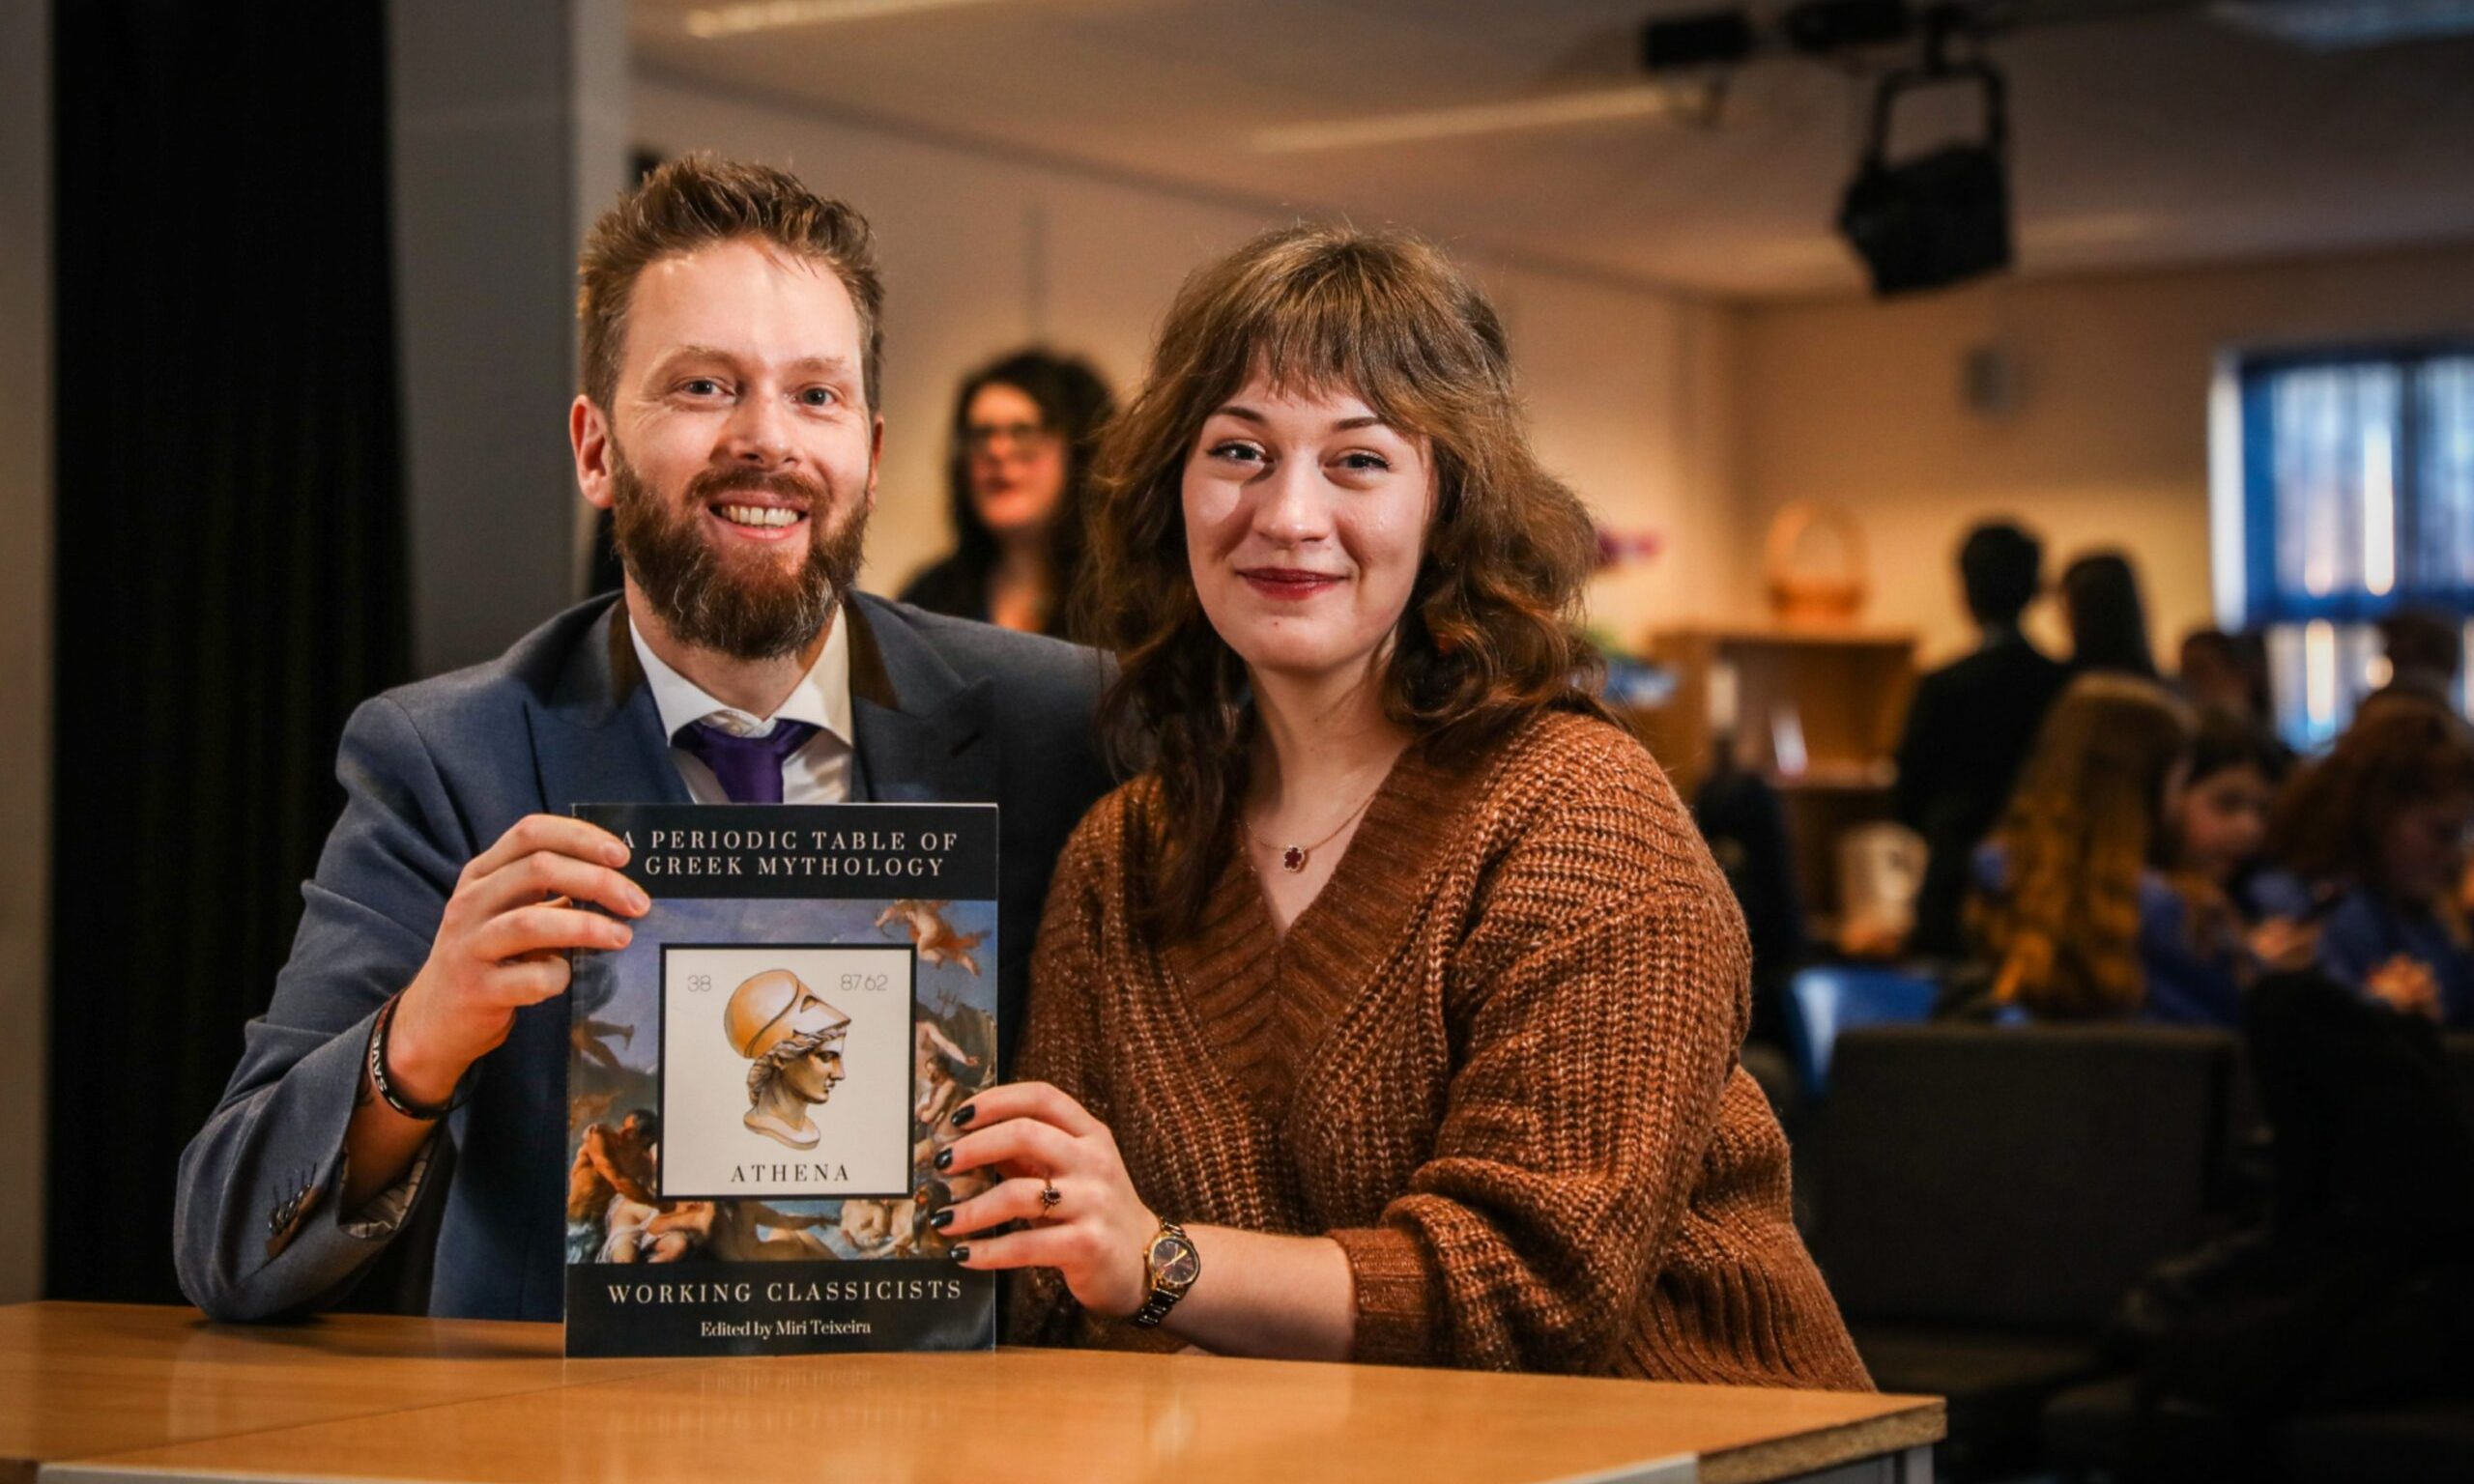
[{"x1": 1783, "y1": 965, "x2": 1940, "y2": 1098}]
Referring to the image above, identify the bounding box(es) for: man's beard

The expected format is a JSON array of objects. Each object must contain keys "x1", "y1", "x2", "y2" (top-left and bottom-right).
[{"x1": 609, "y1": 442, "x2": 869, "y2": 661}]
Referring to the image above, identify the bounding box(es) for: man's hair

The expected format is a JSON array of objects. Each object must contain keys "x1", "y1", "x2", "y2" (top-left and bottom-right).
[
  {"x1": 578, "y1": 154, "x2": 884, "y2": 414},
  {"x1": 2379, "y1": 607, "x2": 2462, "y2": 683},
  {"x1": 1957, "y1": 521, "x2": 2041, "y2": 626}
]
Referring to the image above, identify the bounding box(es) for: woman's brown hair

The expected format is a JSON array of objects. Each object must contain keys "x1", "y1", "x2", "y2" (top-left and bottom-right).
[
  {"x1": 2271, "y1": 698, "x2": 2474, "y2": 896},
  {"x1": 1079, "y1": 224, "x2": 1606, "y2": 937},
  {"x1": 1971, "y1": 673, "x2": 2195, "y2": 1018}
]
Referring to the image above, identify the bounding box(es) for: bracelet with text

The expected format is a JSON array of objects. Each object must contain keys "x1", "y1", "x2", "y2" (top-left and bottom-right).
[{"x1": 367, "y1": 992, "x2": 472, "y2": 1122}]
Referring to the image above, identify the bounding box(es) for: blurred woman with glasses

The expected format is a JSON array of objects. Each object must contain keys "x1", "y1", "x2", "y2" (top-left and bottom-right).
[{"x1": 899, "y1": 348, "x2": 1115, "y2": 636}]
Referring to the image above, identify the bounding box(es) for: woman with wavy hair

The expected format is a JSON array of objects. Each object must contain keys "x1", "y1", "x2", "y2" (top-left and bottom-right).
[
  {"x1": 898, "y1": 348, "x2": 1115, "y2": 636},
  {"x1": 1970, "y1": 673, "x2": 2196, "y2": 1017},
  {"x1": 2260, "y1": 699, "x2": 2474, "y2": 1026},
  {"x1": 928, "y1": 225, "x2": 1870, "y2": 1385},
  {"x1": 2142, "y1": 706, "x2": 2316, "y2": 1025}
]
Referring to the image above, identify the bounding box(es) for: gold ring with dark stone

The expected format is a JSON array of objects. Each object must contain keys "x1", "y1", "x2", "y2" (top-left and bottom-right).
[{"x1": 1040, "y1": 1183, "x2": 1063, "y2": 1212}]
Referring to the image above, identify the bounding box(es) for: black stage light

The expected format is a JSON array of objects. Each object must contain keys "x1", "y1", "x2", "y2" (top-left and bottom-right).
[
  {"x1": 1781, "y1": 0, "x2": 1913, "y2": 53},
  {"x1": 1640, "y1": 11, "x2": 1758, "y2": 71},
  {"x1": 1836, "y1": 60, "x2": 2013, "y2": 296}
]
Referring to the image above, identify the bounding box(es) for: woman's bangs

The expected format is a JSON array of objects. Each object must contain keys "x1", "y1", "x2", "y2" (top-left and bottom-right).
[{"x1": 1233, "y1": 274, "x2": 1437, "y2": 437}]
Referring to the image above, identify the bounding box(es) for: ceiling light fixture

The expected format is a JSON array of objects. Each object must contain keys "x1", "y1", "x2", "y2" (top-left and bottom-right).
[
  {"x1": 682, "y1": 0, "x2": 1007, "y2": 41},
  {"x1": 1836, "y1": 42, "x2": 2014, "y2": 296},
  {"x1": 1646, "y1": 2, "x2": 2015, "y2": 296},
  {"x1": 1252, "y1": 84, "x2": 1698, "y2": 155}
]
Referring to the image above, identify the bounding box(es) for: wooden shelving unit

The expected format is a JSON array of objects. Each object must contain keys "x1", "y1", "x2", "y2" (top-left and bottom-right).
[{"x1": 1625, "y1": 625, "x2": 1917, "y2": 928}]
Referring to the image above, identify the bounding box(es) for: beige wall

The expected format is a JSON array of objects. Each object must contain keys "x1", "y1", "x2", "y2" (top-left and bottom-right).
[
  {"x1": 392, "y1": 0, "x2": 633, "y2": 674},
  {"x1": 0, "y1": 0, "x2": 47, "y2": 1302},
  {"x1": 1734, "y1": 243, "x2": 2474, "y2": 669},
  {"x1": 619, "y1": 81, "x2": 2474, "y2": 678},
  {"x1": 632, "y1": 79, "x2": 1736, "y2": 644}
]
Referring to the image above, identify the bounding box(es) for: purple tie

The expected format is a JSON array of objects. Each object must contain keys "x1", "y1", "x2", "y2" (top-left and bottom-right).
[{"x1": 673, "y1": 720, "x2": 820, "y2": 805}]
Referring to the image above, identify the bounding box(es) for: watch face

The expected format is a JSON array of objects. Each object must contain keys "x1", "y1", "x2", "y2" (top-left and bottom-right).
[{"x1": 1150, "y1": 1232, "x2": 1199, "y2": 1287}]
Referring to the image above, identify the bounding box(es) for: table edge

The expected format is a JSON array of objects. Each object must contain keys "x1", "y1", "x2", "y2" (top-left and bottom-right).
[{"x1": 1699, "y1": 1396, "x2": 1946, "y2": 1484}]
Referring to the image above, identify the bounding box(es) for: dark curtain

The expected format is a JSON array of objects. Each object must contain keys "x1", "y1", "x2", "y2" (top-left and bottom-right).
[{"x1": 48, "y1": 3, "x2": 411, "y2": 1301}]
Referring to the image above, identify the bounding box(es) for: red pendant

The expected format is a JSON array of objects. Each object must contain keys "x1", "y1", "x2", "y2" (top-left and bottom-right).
[{"x1": 1280, "y1": 845, "x2": 1308, "y2": 873}]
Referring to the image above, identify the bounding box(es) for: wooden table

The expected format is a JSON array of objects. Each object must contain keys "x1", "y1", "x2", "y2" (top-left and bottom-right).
[{"x1": 7, "y1": 1304, "x2": 1941, "y2": 1484}]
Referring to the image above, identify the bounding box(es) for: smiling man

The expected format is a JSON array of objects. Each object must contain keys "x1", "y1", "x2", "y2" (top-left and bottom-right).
[{"x1": 174, "y1": 157, "x2": 1111, "y2": 1323}]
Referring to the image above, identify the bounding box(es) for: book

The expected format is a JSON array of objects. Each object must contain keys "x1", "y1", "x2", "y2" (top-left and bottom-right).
[{"x1": 561, "y1": 802, "x2": 999, "y2": 1357}]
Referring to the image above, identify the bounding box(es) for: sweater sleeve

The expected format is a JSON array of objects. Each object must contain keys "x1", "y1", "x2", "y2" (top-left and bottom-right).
[{"x1": 1329, "y1": 741, "x2": 1751, "y2": 1373}]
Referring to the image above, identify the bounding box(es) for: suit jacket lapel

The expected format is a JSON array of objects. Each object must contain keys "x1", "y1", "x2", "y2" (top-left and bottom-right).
[
  {"x1": 525, "y1": 594, "x2": 995, "y2": 810},
  {"x1": 528, "y1": 600, "x2": 694, "y2": 813},
  {"x1": 847, "y1": 593, "x2": 999, "y2": 806}
]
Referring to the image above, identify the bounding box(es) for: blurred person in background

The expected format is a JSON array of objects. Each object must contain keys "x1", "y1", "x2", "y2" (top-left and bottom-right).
[
  {"x1": 2260, "y1": 700, "x2": 2474, "y2": 1028},
  {"x1": 1695, "y1": 728, "x2": 1804, "y2": 1049},
  {"x1": 2143, "y1": 707, "x2": 2316, "y2": 1026},
  {"x1": 1892, "y1": 520, "x2": 2070, "y2": 959},
  {"x1": 2122, "y1": 699, "x2": 2474, "y2": 1464},
  {"x1": 899, "y1": 349, "x2": 1114, "y2": 637},
  {"x1": 2061, "y1": 550, "x2": 2159, "y2": 679},
  {"x1": 1967, "y1": 673, "x2": 2193, "y2": 1019},
  {"x1": 2164, "y1": 707, "x2": 2288, "y2": 901},
  {"x1": 2176, "y1": 625, "x2": 2294, "y2": 778},
  {"x1": 2176, "y1": 627, "x2": 2277, "y2": 730},
  {"x1": 2364, "y1": 607, "x2": 2464, "y2": 717}
]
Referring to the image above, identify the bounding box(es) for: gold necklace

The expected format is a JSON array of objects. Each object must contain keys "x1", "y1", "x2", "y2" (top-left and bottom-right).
[{"x1": 1247, "y1": 780, "x2": 1384, "y2": 874}]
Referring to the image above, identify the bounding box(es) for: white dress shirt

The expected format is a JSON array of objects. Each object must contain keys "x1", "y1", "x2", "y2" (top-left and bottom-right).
[{"x1": 627, "y1": 610, "x2": 855, "y2": 804}]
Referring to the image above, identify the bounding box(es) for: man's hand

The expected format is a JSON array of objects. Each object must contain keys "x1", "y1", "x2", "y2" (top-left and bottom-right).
[{"x1": 387, "y1": 816, "x2": 647, "y2": 1104}]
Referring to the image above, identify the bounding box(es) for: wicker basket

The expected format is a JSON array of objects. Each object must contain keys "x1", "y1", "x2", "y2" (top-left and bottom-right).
[{"x1": 1763, "y1": 500, "x2": 1868, "y2": 626}]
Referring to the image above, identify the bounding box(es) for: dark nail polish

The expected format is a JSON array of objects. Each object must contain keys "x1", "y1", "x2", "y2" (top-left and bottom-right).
[
  {"x1": 948, "y1": 1244, "x2": 970, "y2": 1263},
  {"x1": 930, "y1": 1209, "x2": 953, "y2": 1231},
  {"x1": 934, "y1": 1148, "x2": 954, "y2": 1171},
  {"x1": 950, "y1": 1103, "x2": 975, "y2": 1127}
]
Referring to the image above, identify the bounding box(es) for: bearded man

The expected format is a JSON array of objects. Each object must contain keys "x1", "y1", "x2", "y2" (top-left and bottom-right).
[{"x1": 175, "y1": 156, "x2": 1111, "y2": 1323}]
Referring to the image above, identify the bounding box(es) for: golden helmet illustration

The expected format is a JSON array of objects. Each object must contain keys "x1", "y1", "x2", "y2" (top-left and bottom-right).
[{"x1": 723, "y1": 969, "x2": 850, "y2": 1060}]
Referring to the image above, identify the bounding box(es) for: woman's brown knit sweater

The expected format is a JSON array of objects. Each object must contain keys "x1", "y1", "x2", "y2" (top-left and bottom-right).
[{"x1": 1017, "y1": 710, "x2": 1871, "y2": 1387}]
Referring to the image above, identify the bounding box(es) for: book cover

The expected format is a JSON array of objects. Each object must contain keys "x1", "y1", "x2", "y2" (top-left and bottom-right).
[{"x1": 561, "y1": 803, "x2": 999, "y2": 1357}]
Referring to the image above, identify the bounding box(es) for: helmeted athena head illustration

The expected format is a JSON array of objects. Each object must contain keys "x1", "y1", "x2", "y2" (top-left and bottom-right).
[{"x1": 727, "y1": 969, "x2": 851, "y2": 1152}]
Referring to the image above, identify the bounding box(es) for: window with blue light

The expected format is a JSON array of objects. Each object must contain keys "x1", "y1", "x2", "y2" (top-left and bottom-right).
[{"x1": 2223, "y1": 345, "x2": 2474, "y2": 749}]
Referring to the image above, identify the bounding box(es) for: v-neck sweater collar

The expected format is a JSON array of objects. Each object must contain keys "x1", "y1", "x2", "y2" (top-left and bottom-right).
[{"x1": 1164, "y1": 738, "x2": 1484, "y2": 1110}]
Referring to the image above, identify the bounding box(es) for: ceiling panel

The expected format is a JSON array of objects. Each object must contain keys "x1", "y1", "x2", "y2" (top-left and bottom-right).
[{"x1": 633, "y1": 0, "x2": 2474, "y2": 298}]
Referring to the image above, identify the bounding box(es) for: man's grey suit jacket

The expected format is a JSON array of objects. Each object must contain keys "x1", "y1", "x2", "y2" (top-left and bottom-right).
[{"x1": 174, "y1": 592, "x2": 1113, "y2": 1323}]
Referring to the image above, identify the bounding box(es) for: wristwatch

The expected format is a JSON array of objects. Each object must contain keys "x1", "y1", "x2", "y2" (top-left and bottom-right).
[{"x1": 1130, "y1": 1220, "x2": 1200, "y2": 1328}]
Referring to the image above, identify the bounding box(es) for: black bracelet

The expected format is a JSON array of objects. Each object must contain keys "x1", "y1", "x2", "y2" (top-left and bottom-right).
[{"x1": 367, "y1": 993, "x2": 469, "y2": 1122}]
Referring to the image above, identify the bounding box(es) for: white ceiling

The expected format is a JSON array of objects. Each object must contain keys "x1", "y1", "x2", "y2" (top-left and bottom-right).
[{"x1": 631, "y1": 0, "x2": 2474, "y2": 300}]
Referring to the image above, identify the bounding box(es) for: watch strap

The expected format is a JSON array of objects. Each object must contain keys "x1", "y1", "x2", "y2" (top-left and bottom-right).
[{"x1": 1129, "y1": 1219, "x2": 1195, "y2": 1329}]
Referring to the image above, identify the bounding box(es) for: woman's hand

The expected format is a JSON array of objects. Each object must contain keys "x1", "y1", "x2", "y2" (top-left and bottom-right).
[
  {"x1": 2366, "y1": 954, "x2": 2443, "y2": 1021},
  {"x1": 2246, "y1": 916, "x2": 2320, "y2": 976},
  {"x1": 932, "y1": 1081, "x2": 1157, "y2": 1319}
]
